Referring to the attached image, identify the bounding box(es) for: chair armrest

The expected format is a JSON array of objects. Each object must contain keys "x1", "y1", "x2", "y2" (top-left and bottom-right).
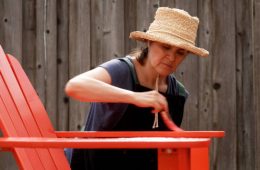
[
  {"x1": 55, "y1": 131, "x2": 225, "y2": 138},
  {"x1": 0, "y1": 137, "x2": 210, "y2": 149}
]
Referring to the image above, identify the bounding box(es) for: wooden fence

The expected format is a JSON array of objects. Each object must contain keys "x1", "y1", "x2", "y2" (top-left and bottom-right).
[{"x1": 0, "y1": 0, "x2": 260, "y2": 169}]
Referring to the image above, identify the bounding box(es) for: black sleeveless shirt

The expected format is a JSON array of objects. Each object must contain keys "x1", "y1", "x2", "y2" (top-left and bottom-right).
[{"x1": 70, "y1": 57, "x2": 188, "y2": 170}]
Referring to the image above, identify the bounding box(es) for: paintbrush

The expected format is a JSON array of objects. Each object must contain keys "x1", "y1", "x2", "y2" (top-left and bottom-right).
[{"x1": 152, "y1": 74, "x2": 159, "y2": 129}]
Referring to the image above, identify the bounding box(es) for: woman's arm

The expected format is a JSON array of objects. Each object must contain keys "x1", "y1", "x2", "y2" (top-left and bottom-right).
[
  {"x1": 65, "y1": 67, "x2": 168, "y2": 113},
  {"x1": 65, "y1": 67, "x2": 134, "y2": 103},
  {"x1": 65, "y1": 66, "x2": 181, "y2": 131}
]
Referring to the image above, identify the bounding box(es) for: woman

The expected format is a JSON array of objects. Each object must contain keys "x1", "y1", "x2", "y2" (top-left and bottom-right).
[{"x1": 65, "y1": 7, "x2": 209, "y2": 170}]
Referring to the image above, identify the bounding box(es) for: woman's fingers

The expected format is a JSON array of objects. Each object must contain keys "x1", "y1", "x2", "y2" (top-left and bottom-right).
[
  {"x1": 134, "y1": 91, "x2": 184, "y2": 131},
  {"x1": 134, "y1": 90, "x2": 168, "y2": 112},
  {"x1": 149, "y1": 90, "x2": 169, "y2": 113},
  {"x1": 160, "y1": 111, "x2": 184, "y2": 131}
]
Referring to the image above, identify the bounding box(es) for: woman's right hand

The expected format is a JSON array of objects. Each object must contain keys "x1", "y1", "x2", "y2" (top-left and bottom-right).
[
  {"x1": 132, "y1": 90, "x2": 169, "y2": 114},
  {"x1": 132, "y1": 90, "x2": 183, "y2": 131}
]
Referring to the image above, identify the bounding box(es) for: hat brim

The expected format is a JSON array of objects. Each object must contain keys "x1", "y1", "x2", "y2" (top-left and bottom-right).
[{"x1": 130, "y1": 31, "x2": 209, "y2": 57}]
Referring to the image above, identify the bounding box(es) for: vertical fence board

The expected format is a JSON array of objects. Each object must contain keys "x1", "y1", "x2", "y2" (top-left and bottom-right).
[
  {"x1": 159, "y1": 0, "x2": 175, "y2": 7},
  {"x1": 136, "y1": 0, "x2": 159, "y2": 31},
  {"x1": 254, "y1": 1, "x2": 260, "y2": 170},
  {"x1": 124, "y1": 0, "x2": 137, "y2": 54},
  {"x1": 214, "y1": 2, "x2": 237, "y2": 169},
  {"x1": 69, "y1": 0, "x2": 91, "y2": 130},
  {"x1": 36, "y1": 0, "x2": 58, "y2": 128},
  {"x1": 90, "y1": 0, "x2": 103, "y2": 67},
  {"x1": 198, "y1": 0, "x2": 238, "y2": 169},
  {"x1": 199, "y1": 1, "x2": 237, "y2": 170},
  {"x1": 36, "y1": 0, "x2": 47, "y2": 105},
  {"x1": 45, "y1": 0, "x2": 58, "y2": 128},
  {"x1": 136, "y1": 0, "x2": 159, "y2": 47},
  {"x1": 103, "y1": 0, "x2": 124, "y2": 59},
  {"x1": 197, "y1": 0, "x2": 213, "y2": 131},
  {"x1": 235, "y1": 1, "x2": 255, "y2": 170},
  {"x1": 22, "y1": 0, "x2": 36, "y2": 87},
  {"x1": 0, "y1": 0, "x2": 22, "y2": 62},
  {"x1": 197, "y1": 1, "x2": 218, "y2": 169},
  {"x1": 57, "y1": 0, "x2": 69, "y2": 130},
  {"x1": 91, "y1": 0, "x2": 124, "y2": 67},
  {"x1": 173, "y1": 1, "x2": 200, "y2": 131}
]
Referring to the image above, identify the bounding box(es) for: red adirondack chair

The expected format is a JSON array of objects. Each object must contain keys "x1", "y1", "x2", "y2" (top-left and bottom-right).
[{"x1": 0, "y1": 45, "x2": 224, "y2": 170}]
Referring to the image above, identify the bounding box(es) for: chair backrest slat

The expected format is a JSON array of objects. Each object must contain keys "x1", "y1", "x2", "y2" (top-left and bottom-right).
[
  {"x1": 0, "y1": 51, "x2": 42, "y2": 136},
  {"x1": 0, "y1": 73, "x2": 46, "y2": 170},
  {"x1": 0, "y1": 46, "x2": 70, "y2": 169},
  {"x1": 0, "y1": 91, "x2": 36, "y2": 170},
  {"x1": 7, "y1": 55, "x2": 55, "y2": 136},
  {"x1": 7, "y1": 54, "x2": 70, "y2": 169}
]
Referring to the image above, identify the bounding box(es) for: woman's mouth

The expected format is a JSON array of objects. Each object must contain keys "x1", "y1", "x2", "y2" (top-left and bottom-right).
[{"x1": 161, "y1": 62, "x2": 172, "y2": 68}]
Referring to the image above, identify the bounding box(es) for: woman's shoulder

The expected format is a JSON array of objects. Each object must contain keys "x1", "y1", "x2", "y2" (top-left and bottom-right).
[
  {"x1": 100, "y1": 58, "x2": 128, "y2": 69},
  {"x1": 99, "y1": 57, "x2": 131, "y2": 75},
  {"x1": 99, "y1": 57, "x2": 133, "y2": 89}
]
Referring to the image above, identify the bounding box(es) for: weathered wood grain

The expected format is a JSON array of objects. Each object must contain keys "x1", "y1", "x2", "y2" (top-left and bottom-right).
[
  {"x1": 235, "y1": 0, "x2": 255, "y2": 170},
  {"x1": 198, "y1": 1, "x2": 237, "y2": 170},
  {"x1": 91, "y1": 0, "x2": 124, "y2": 67},
  {"x1": 0, "y1": 0, "x2": 22, "y2": 62},
  {"x1": 44, "y1": 0, "x2": 58, "y2": 129},
  {"x1": 57, "y1": 0, "x2": 69, "y2": 131},
  {"x1": 124, "y1": 0, "x2": 137, "y2": 54},
  {"x1": 68, "y1": 0, "x2": 90, "y2": 131},
  {"x1": 174, "y1": 0, "x2": 200, "y2": 132},
  {"x1": 254, "y1": 1, "x2": 260, "y2": 170},
  {"x1": 35, "y1": 0, "x2": 46, "y2": 106},
  {"x1": 22, "y1": 0, "x2": 36, "y2": 87},
  {"x1": 136, "y1": 0, "x2": 159, "y2": 48}
]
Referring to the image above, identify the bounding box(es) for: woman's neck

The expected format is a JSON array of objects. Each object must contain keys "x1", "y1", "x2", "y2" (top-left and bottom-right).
[{"x1": 132, "y1": 58, "x2": 168, "y2": 91}]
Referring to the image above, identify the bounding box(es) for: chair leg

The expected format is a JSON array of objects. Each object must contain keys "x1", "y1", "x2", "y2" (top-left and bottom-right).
[
  {"x1": 158, "y1": 148, "x2": 190, "y2": 170},
  {"x1": 190, "y1": 147, "x2": 209, "y2": 170}
]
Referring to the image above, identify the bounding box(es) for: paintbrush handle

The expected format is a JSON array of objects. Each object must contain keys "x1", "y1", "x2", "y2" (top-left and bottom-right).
[{"x1": 152, "y1": 75, "x2": 159, "y2": 129}]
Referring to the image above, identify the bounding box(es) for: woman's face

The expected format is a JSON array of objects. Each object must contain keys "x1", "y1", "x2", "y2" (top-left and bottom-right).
[{"x1": 148, "y1": 41, "x2": 188, "y2": 76}]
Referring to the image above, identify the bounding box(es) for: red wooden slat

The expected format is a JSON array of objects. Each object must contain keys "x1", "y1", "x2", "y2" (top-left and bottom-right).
[
  {"x1": 55, "y1": 131, "x2": 225, "y2": 138},
  {"x1": 0, "y1": 137, "x2": 210, "y2": 149},
  {"x1": 0, "y1": 82, "x2": 19, "y2": 136},
  {"x1": 0, "y1": 76, "x2": 42, "y2": 170},
  {"x1": 7, "y1": 54, "x2": 71, "y2": 169},
  {"x1": 0, "y1": 47, "x2": 41, "y2": 137},
  {"x1": 0, "y1": 46, "x2": 57, "y2": 169},
  {"x1": 7, "y1": 55, "x2": 55, "y2": 136},
  {"x1": 0, "y1": 75, "x2": 29, "y2": 137}
]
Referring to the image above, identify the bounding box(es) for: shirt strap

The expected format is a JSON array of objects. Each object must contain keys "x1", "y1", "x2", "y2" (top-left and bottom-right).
[
  {"x1": 118, "y1": 56, "x2": 140, "y2": 85},
  {"x1": 176, "y1": 80, "x2": 189, "y2": 98}
]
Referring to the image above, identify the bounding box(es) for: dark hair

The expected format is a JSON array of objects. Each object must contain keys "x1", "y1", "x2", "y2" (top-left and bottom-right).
[{"x1": 129, "y1": 47, "x2": 148, "y2": 65}]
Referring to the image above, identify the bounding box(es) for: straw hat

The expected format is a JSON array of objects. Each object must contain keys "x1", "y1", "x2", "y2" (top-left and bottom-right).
[{"x1": 130, "y1": 7, "x2": 209, "y2": 57}]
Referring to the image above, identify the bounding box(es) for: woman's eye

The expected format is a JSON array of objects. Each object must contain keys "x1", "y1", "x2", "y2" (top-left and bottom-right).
[
  {"x1": 177, "y1": 51, "x2": 185, "y2": 55},
  {"x1": 177, "y1": 50, "x2": 187, "y2": 56},
  {"x1": 163, "y1": 45, "x2": 171, "y2": 50}
]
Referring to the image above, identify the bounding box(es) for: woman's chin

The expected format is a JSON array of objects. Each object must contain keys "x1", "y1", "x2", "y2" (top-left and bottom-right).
[{"x1": 157, "y1": 69, "x2": 174, "y2": 76}]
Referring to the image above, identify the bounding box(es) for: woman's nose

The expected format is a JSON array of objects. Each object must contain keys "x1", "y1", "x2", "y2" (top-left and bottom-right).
[{"x1": 167, "y1": 52, "x2": 176, "y2": 61}]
